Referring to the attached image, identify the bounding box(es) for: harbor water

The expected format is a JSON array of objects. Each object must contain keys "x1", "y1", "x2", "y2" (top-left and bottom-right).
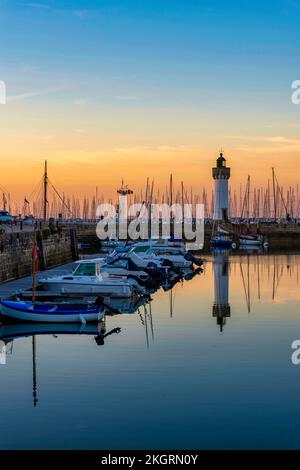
[{"x1": 1, "y1": 253, "x2": 300, "y2": 449}]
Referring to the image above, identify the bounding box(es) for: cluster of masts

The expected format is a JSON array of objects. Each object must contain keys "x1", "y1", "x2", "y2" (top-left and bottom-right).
[{"x1": 1, "y1": 162, "x2": 300, "y2": 221}]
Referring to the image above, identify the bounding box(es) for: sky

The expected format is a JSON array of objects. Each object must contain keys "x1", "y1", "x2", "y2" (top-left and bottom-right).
[{"x1": 0, "y1": 0, "x2": 300, "y2": 204}]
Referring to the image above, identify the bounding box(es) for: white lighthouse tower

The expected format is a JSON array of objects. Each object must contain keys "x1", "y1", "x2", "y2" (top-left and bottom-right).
[{"x1": 212, "y1": 152, "x2": 231, "y2": 221}]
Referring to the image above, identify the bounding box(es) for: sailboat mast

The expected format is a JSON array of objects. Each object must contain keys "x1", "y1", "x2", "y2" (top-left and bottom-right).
[
  {"x1": 43, "y1": 160, "x2": 48, "y2": 222},
  {"x1": 247, "y1": 175, "x2": 250, "y2": 222},
  {"x1": 181, "y1": 181, "x2": 184, "y2": 220},
  {"x1": 170, "y1": 174, "x2": 173, "y2": 207},
  {"x1": 272, "y1": 167, "x2": 277, "y2": 221}
]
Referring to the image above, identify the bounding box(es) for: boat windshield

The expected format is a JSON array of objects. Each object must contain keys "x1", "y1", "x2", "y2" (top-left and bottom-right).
[
  {"x1": 73, "y1": 263, "x2": 99, "y2": 276},
  {"x1": 131, "y1": 245, "x2": 149, "y2": 253}
]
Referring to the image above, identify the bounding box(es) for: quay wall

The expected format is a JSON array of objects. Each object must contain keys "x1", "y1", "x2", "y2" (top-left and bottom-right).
[
  {"x1": 0, "y1": 228, "x2": 79, "y2": 284},
  {"x1": 76, "y1": 221, "x2": 300, "y2": 249},
  {"x1": 1, "y1": 220, "x2": 299, "y2": 284}
]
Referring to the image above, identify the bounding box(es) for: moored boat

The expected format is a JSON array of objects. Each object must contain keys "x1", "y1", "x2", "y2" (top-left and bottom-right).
[
  {"x1": 0, "y1": 300, "x2": 104, "y2": 323},
  {"x1": 210, "y1": 225, "x2": 235, "y2": 249},
  {"x1": 38, "y1": 260, "x2": 145, "y2": 297},
  {"x1": 239, "y1": 234, "x2": 268, "y2": 248},
  {"x1": 211, "y1": 234, "x2": 234, "y2": 248}
]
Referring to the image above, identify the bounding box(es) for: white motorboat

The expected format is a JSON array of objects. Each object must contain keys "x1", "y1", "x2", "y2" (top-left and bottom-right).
[
  {"x1": 100, "y1": 257, "x2": 150, "y2": 284},
  {"x1": 126, "y1": 244, "x2": 193, "y2": 269},
  {"x1": 100, "y1": 240, "x2": 128, "y2": 253},
  {"x1": 134, "y1": 240, "x2": 187, "y2": 256},
  {"x1": 38, "y1": 261, "x2": 145, "y2": 297}
]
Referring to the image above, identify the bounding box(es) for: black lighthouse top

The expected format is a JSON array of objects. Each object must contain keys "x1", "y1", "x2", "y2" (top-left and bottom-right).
[
  {"x1": 216, "y1": 152, "x2": 226, "y2": 168},
  {"x1": 212, "y1": 152, "x2": 230, "y2": 179}
]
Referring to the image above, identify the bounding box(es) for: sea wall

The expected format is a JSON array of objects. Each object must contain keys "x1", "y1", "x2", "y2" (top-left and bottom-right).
[
  {"x1": 72, "y1": 221, "x2": 300, "y2": 250},
  {"x1": 0, "y1": 228, "x2": 78, "y2": 283}
]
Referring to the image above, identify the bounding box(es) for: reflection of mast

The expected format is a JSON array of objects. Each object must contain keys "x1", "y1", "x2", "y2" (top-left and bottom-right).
[
  {"x1": 240, "y1": 257, "x2": 251, "y2": 313},
  {"x1": 170, "y1": 289, "x2": 173, "y2": 318},
  {"x1": 32, "y1": 336, "x2": 38, "y2": 407},
  {"x1": 212, "y1": 251, "x2": 231, "y2": 331},
  {"x1": 144, "y1": 305, "x2": 149, "y2": 349},
  {"x1": 140, "y1": 303, "x2": 155, "y2": 348},
  {"x1": 257, "y1": 255, "x2": 261, "y2": 301},
  {"x1": 272, "y1": 255, "x2": 283, "y2": 301},
  {"x1": 149, "y1": 302, "x2": 154, "y2": 343}
]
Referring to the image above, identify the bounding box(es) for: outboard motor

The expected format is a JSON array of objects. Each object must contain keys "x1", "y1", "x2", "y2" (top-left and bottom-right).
[
  {"x1": 161, "y1": 259, "x2": 180, "y2": 275},
  {"x1": 184, "y1": 267, "x2": 203, "y2": 280},
  {"x1": 145, "y1": 261, "x2": 161, "y2": 278},
  {"x1": 184, "y1": 252, "x2": 203, "y2": 267}
]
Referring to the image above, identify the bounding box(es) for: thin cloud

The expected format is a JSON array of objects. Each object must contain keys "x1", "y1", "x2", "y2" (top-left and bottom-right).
[
  {"x1": 18, "y1": 2, "x2": 51, "y2": 9},
  {"x1": 116, "y1": 94, "x2": 143, "y2": 101},
  {"x1": 228, "y1": 134, "x2": 300, "y2": 146},
  {"x1": 73, "y1": 10, "x2": 89, "y2": 18},
  {"x1": 7, "y1": 88, "x2": 60, "y2": 102},
  {"x1": 72, "y1": 99, "x2": 88, "y2": 106},
  {"x1": 19, "y1": 3, "x2": 103, "y2": 18},
  {"x1": 237, "y1": 145, "x2": 300, "y2": 153}
]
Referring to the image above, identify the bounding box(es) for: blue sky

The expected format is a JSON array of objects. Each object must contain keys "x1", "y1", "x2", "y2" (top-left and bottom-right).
[{"x1": 1, "y1": 0, "x2": 299, "y2": 103}]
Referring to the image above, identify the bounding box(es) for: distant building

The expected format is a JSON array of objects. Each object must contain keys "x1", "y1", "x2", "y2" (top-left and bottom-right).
[{"x1": 212, "y1": 152, "x2": 231, "y2": 221}]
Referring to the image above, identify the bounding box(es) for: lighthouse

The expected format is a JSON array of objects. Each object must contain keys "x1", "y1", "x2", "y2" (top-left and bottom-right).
[
  {"x1": 212, "y1": 252, "x2": 231, "y2": 332},
  {"x1": 212, "y1": 152, "x2": 231, "y2": 221}
]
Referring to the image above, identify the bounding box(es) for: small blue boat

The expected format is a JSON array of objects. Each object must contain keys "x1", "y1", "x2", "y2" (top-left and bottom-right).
[
  {"x1": 0, "y1": 300, "x2": 104, "y2": 323},
  {"x1": 210, "y1": 235, "x2": 234, "y2": 248}
]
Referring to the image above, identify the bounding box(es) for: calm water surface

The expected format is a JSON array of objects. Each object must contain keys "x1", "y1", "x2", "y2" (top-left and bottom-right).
[{"x1": 1, "y1": 253, "x2": 300, "y2": 449}]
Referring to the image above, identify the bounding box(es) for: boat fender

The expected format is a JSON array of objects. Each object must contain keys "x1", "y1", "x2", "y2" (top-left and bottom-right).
[{"x1": 79, "y1": 314, "x2": 87, "y2": 325}]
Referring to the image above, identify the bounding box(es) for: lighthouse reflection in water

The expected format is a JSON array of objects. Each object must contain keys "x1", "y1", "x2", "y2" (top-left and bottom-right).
[{"x1": 212, "y1": 250, "x2": 231, "y2": 331}]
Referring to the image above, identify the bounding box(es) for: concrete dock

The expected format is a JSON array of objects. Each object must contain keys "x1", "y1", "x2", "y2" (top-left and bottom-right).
[{"x1": 0, "y1": 260, "x2": 76, "y2": 299}]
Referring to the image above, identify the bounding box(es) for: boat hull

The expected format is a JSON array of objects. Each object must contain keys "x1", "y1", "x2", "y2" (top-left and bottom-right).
[
  {"x1": 0, "y1": 322, "x2": 100, "y2": 339},
  {"x1": 0, "y1": 301, "x2": 104, "y2": 323},
  {"x1": 211, "y1": 240, "x2": 233, "y2": 247},
  {"x1": 39, "y1": 280, "x2": 134, "y2": 297},
  {"x1": 239, "y1": 239, "x2": 262, "y2": 246}
]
